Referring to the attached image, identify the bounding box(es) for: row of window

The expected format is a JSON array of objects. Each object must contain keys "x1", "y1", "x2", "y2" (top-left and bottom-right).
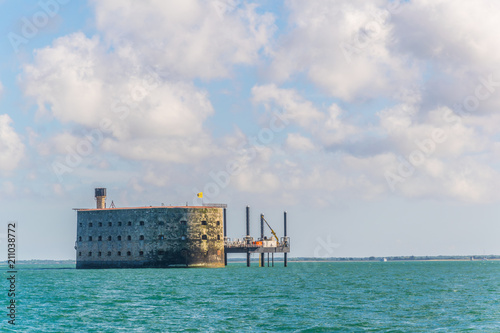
[
  {"x1": 79, "y1": 220, "x2": 220, "y2": 228},
  {"x1": 79, "y1": 251, "x2": 142, "y2": 257},
  {"x1": 81, "y1": 221, "x2": 147, "y2": 228},
  {"x1": 80, "y1": 235, "x2": 158, "y2": 241},
  {"x1": 79, "y1": 250, "x2": 190, "y2": 257},
  {"x1": 78, "y1": 234, "x2": 220, "y2": 241}
]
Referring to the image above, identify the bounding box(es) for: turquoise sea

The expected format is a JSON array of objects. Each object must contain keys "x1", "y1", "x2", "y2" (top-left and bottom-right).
[{"x1": 2, "y1": 261, "x2": 499, "y2": 332}]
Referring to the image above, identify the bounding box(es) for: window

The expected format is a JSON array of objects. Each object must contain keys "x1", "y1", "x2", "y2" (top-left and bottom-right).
[
  {"x1": 88, "y1": 252, "x2": 92, "y2": 256},
  {"x1": 98, "y1": 252, "x2": 102, "y2": 257},
  {"x1": 127, "y1": 251, "x2": 131, "y2": 256},
  {"x1": 107, "y1": 236, "x2": 112, "y2": 241},
  {"x1": 139, "y1": 251, "x2": 144, "y2": 256},
  {"x1": 89, "y1": 223, "x2": 93, "y2": 227},
  {"x1": 107, "y1": 251, "x2": 111, "y2": 256},
  {"x1": 78, "y1": 236, "x2": 82, "y2": 242},
  {"x1": 217, "y1": 235, "x2": 220, "y2": 240},
  {"x1": 117, "y1": 251, "x2": 121, "y2": 256},
  {"x1": 117, "y1": 236, "x2": 122, "y2": 241},
  {"x1": 127, "y1": 221, "x2": 132, "y2": 226},
  {"x1": 140, "y1": 221, "x2": 145, "y2": 226},
  {"x1": 78, "y1": 252, "x2": 81, "y2": 256},
  {"x1": 98, "y1": 222, "x2": 102, "y2": 227},
  {"x1": 159, "y1": 235, "x2": 164, "y2": 240},
  {"x1": 79, "y1": 223, "x2": 82, "y2": 227},
  {"x1": 201, "y1": 235, "x2": 208, "y2": 240},
  {"x1": 127, "y1": 235, "x2": 131, "y2": 241},
  {"x1": 217, "y1": 221, "x2": 220, "y2": 226},
  {"x1": 118, "y1": 222, "x2": 122, "y2": 226},
  {"x1": 108, "y1": 222, "x2": 112, "y2": 227},
  {"x1": 201, "y1": 220, "x2": 207, "y2": 225},
  {"x1": 88, "y1": 236, "x2": 93, "y2": 241},
  {"x1": 98, "y1": 236, "x2": 102, "y2": 241},
  {"x1": 180, "y1": 220, "x2": 187, "y2": 225},
  {"x1": 139, "y1": 235, "x2": 144, "y2": 240}
]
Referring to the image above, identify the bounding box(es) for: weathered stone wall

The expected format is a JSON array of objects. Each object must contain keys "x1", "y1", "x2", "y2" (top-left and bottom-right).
[{"x1": 76, "y1": 207, "x2": 224, "y2": 269}]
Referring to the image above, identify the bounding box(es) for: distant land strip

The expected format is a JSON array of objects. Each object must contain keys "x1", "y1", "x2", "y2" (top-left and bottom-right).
[
  {"x1": 1, "y1": 255, "x2": 499, "y2": 266},
  {"x1": 228, "y1": 255, "x2": 500, "y2": 262}
]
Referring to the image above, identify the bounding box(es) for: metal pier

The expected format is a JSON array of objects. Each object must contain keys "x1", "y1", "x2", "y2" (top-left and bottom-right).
[{"x1": 224, "y1": 206, "x2": 290, "y2": 267}]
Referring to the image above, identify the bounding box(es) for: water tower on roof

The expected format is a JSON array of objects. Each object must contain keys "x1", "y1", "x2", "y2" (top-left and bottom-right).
[{"x1": 95, "y1": 188, "x2": 106, "y2": 209}]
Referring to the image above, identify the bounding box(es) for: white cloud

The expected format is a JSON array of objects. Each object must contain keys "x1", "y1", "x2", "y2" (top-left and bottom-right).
[
  {"x1": 18, "y1": 0, "x2": 500, "y2": 206},
  {"x1": 389, "y1": 157, "x2": 500, "y2": 203},
  {"x1": 91, "y1": 0, "x2": 275, "y2": 79},
  {"x1": 392, "y1": 0, "x2": 500, "y2": 114},
  {"x1": 270, "y1": 0, "x2": 500, "y2": 115},
  {"x1": 320, "y1": 104, "x2": 361, "y2": 145},
  {"x1": 378, "y1": 104, "x2": 488, "y2": 158},
  {"x1": 394, "y1": 1, "x2": 500, "y2": 74},
  {"x1": 285, "y1": 133, "x2": 315, "y2": 151},
  {"x1": 23, "y1": 34, "x2": 106, "y2": 125},
  {"x1": 251, "y1": 84, "x2": 361, "y2": 145},
  {"x1": 249, "y1": 81, "x2": 500, "y2": 203},
  {"x1": 22, "y1": 33, "x2": 216, "y2": 164},
  {"x1": 269, "y1": 0, "x2": 418, "y2": 101},
  {"x1": 375, "y1": 100, "x2": 500, "y2": 202},
  {"x1": 252, "y1": 84, "x2": 324, "y2": 128},
  {"x1": 22, "y1": 0, "x2": 278, "y2": 166},
  {"x1": 233, "y1": 169, "x2": 281, "y2": 193},
  {"x1": 252, "y1": 85, "x2": 366, "y2": 153},
  {"x1": 0, "y1": 115, "x2": 25, "y2": 172}
]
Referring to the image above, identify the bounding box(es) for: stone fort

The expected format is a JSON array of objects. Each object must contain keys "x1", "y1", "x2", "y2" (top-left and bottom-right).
[{"x1": 75, "y1": 188, "x2": 225, "y2": 269}]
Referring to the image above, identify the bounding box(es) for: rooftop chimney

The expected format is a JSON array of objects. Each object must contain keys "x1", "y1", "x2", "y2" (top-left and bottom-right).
[{"x1": 95, "y1": 188, "x2": 106, "y2": 209}]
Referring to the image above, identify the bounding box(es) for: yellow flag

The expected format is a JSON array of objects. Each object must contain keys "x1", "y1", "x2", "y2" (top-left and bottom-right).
[{"x1": 197, "y1": 192, "x2": 203, "y2": 198}]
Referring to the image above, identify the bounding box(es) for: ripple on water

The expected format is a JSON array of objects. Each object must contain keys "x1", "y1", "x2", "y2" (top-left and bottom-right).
[{"x1": 5, "y1": 261, "x2": 500, "y2": 332}]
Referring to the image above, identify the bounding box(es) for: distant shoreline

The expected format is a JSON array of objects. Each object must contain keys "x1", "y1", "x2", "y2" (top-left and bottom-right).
[
  {"x1": 289, "y1": 258, "x2": 500, "y2": 263},
  {"x1": 1, "y1": 255, "x2": 499, "y2": 266},
  {"x1": 228, "y1": 254, "x2": 500, "y2": 263}
]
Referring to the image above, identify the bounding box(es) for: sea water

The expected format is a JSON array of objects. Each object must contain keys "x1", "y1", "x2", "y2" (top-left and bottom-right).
[{"x1": 2, "y1": 261, "x2": 499, "y2": 332}]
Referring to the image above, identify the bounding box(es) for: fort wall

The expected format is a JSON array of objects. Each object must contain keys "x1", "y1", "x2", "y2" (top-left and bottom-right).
[{"x1": 76, "y1": 206, "x2": 224, "y2": 269}]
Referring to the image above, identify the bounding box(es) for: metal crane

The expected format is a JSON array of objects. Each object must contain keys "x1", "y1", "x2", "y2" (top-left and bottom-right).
[{"x1": 262, "y1": 216, "x2": 280, "y2": 246}]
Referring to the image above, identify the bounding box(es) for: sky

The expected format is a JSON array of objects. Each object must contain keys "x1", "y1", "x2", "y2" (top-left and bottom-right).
[{"x1": 0, "y1": 0, "x2": 499, "y2": 260}]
